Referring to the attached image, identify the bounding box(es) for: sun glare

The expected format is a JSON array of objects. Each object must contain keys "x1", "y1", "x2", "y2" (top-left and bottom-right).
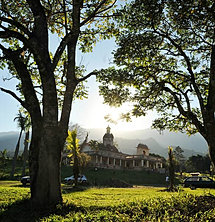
[
  {"x1": 72, "y1": 95, "x2": 157, "y2": 132},
  {"x1": 96, "y1": 103, "x2": 156, "y2": 132}
]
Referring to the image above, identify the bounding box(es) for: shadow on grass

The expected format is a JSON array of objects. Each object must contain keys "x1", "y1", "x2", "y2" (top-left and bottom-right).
[
  {"x1": 0, "y1": 196, "x2": 113, "y2": 222},
  {"x1": 11, "y1": 182, "x2": 88, "y2": 191},
  {"x1": 0, "y1": 198, "x2": 76, "y2": 222},
  {"x1": 62, "y1": 184, "x2": 91, "y2": 194},
  {"x1": 11, "y1": 184, "x2": 30, "y2": 188},
  {"x1": 0, "y1": 199, "x2": 35, "y2": 222}
]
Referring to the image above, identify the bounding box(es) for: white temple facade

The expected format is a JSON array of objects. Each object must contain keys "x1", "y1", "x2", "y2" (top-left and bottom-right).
[{"x1": 81, "y1": 127, "x2": 165, "y2": 172}]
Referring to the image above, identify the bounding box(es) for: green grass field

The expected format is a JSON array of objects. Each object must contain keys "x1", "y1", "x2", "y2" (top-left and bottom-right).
[
  {"x1": 1, "y1": 162, "x2": 215, "y2": 221},
  {"x1": 1, "y1": 160, "x2": 168, "y2": 186},
  {"x1": 1, "y1": 181, "x2": 215, "y2": 221},
  {"x1": 61, "y1": 165, "x2": 168, "y2": 187}
]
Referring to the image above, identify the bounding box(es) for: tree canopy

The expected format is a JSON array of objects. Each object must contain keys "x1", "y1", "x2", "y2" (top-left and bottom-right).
[
  {"x1": 97, "y1": 0, "x2": 215, "y2": 165},
  {"x1": 0, "y1": 0, "x2": 119, "y2": 208},
  {"x1": 186, "y1": 154, "x2": 211, "y2": 173},
  {"x1": 173, "y1": 146, "x2": 185, "y2": 172}
]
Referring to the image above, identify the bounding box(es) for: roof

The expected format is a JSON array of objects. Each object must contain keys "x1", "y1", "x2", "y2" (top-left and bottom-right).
[
  {"x1": 137, "y1": 143, "x2": 149, "y2": 150},
  {"x1": 103, "y1": 133, "x2": 114, "y2": 139}
]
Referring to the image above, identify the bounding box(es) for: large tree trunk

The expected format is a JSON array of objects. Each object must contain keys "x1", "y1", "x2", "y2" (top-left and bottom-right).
[
  {"x1": 27, "y1": 55, "x2": 77, "y2": 208},
  {"x1": 22, "y1": 130, "x2": 30, "y2": 176},
  {"x1": 10, "y1": 129, "x2": 23, "y2": 178},
  {"x1": 207, "y1": 128, "x2": 215, "y2": 169},
  {"x1": 29, "y1": 124, "x2": 63, "y2": 209},
  {"x1": 168, "y1": 147, "x2": 175, "y2": 191},
  {"x1": 73, "y1": 152, "x2": 79, "y2": 186}
]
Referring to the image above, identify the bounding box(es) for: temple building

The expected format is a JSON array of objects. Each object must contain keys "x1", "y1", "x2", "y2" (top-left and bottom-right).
[{"x1": 81, "y1": 126, "x2": 165, "y2": 172}]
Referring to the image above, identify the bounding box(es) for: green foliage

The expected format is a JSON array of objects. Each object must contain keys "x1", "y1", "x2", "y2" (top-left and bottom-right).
[
  {"x1": 0, "y1": 149, "x2": 8, "y2": 160},
  {"x1": 88, "y1": 139, "x2": 104, "y2": 151},
  {"x1": 0, "y1": 159, "x2": 29, "y2": 179},
  {"x1": 1, "y1": 181, "x2": 215, "y2": 221},
  {"x1": 97, "y1": 0, "x2": 215, "y2": 137},
  {"x1": 168, "y1": 146, "x2": 176, "y2": 191},
  {"x1": 13, "y1": 111, "x2": 27, "y2": 131},
  {"x1": 66, "y1": 130, "x2": 80, "y2": 185},
  {"x1": 62, "y1": 166, "x2": 167, "y2": 186},
  {"x1": 174, "y1": 146, "x2": 185, "y2": 172},
  {"x1": 0, "y1": 149, "x2": 8, "y2": 178},
  {"x1": 186, "y1": 154, "x2": 211, "y2": 173},
  {"x1": 79, "y1": 153, "x2": 91, "y2": 174},
  {"x1": 0, "y1": 0, "x2": 119, "y2": 107},
  {"x1": 66, "y1": 129, "x2": 91, "y2": 179},
  {"x1": 66, "y1": 130, "x2": 80, "y2": 155}
]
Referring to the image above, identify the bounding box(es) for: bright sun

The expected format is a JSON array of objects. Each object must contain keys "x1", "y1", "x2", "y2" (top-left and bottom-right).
[
  {"x1": 96, "y1": 103, "x2": 156, "y2": 132},
  {"x1": 72, "y1": 95, "x2": 157, "y2": 132}
]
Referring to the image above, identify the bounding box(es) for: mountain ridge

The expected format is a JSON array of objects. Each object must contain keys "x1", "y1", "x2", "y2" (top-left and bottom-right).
[
  {"x1": 0, "y1": 128, "x2": 208, "y2": 158},
  {"x1": 86, "y1": 127, "x2": 207, "y2": 158}
]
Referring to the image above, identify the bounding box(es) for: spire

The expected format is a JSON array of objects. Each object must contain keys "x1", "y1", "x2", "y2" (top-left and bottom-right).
[{"x1": 106, "y1": 125, "x2": 111, "y2": 134}]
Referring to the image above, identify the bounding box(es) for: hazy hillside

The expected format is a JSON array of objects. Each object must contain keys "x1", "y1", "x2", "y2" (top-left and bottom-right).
[
  {"x1": 115, "y1": 129, "x2": 208, "y2": 153},
  {"x1": 85, "y1": 127, "x2": 208, "y2": 158},
  {"x1": 114, "y1": 137, "x2": 165, "y2": 155},
  {"x1": 87, "y1": 128, "x2": 208, "y2": 153},
  {"x1": 0, "y1": 132, "x2": 25, "y2": 151},
  {"x1": 0, "y1": 128, "x2": 208, "y2": 158},
  {"x1": 114, "y1": 137, "x2": 204, "y2": 158}
]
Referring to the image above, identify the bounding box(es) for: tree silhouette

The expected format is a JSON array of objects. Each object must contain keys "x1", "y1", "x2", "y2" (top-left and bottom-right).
[
  {"x1": 97, "y1": 0, "x2": 215, "y2": 168},
  {"x1": 21, "y1": 113, "x2": 31, "y2": 176},
  {"x1": 10, "y1": 111, "x2": 27, "y2": 178},
  {"x1": 66, "y1": 130, "x2": 80, "y2": 186},
  {"x1": 168, "y1": 146, "x2": 175, "y2": 191},
  {"x1": 0, "y1": 149, "x2": 8, "y2": 176},
  {"x1": 0, "y1": 0, "x2": 118, "y2": 208},
  {"x1": 173, "y1": 146, "x2": 185, "y2": 173}
]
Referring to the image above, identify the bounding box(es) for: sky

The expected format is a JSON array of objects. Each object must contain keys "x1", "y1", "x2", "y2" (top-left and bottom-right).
[{"x1": 0, "y1": 38, "x2": 157, "y2": 133}]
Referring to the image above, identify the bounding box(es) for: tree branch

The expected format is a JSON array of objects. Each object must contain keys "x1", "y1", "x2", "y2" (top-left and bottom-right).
[
  {"x1": 59, "y1": 0, "x2": 82, "y2": 138},
  {"x1": 52, "y1": 32, "x2": 73, "y2": 72},
  {"x1": 3, "y1": 76, "x2": 17, "y2": 81},
  {"x1": 207, "y1": 44, "x2": 215, "y2": 111},
  {"x1": 77, "y1": 71, "x2": 98, "y2": 82},
  {"x1": 0, "y1": 16, "x2": 31, "y2": 36},
  {"x1": 0, "y1": 87, "x2": 27, "y2": 108},
  {"x1": 154, "y1": 28, "x2": 205, "y2": 114},
  {"x1": 0, "y1": 27, "x2": 28, "y2": 45},
  {"x1": 80, "y1": 0, "x2": 116, "y2": 27},
  {"x1": 0, "y1": 44, "x2": 41, "y2": 118},
  {"x1": 26, "y1": 0, "x2": 49, "y2": 49},
  {"x1": 162, "y1": 84, "x2": 206, "y2": 137}
]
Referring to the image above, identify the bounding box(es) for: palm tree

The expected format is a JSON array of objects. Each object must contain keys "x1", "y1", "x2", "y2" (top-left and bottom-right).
[
  {"x1": 0, "y1": 149, "x2": 7, "y2": 160},
  {"x1": 22, "y1": 114, "x2": 31, "y2": 176},
  {"x1": 0, "y1": 149, "x2": 8, "y2": 176},
  {"x1": 66, "y1": 130, "x2": 80, "y2": 186},
  {"x1": 10, "y1": 111, "x2": 27, "y2": 178},
  {"x1": 168, "y1": 146, "x2": 175, "y2": 191}
]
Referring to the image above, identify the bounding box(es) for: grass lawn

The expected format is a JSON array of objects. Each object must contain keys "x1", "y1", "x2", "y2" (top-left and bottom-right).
[
  {"x1": 61, "y1": 166, "x2": 168, "y2": 186},
  {"x1": 1, "y1": 161, "x2": 168, "y2": 186},
  {"x1": 1, "y1": 181, "x2": 215, "y2": 221},
  {"x1": 1, "y1": 161, "x2": 169, "y2": 186}
]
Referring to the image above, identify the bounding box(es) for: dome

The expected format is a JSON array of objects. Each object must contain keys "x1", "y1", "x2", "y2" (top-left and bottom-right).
[
  {"x1": 137, "y1": 143, "x2": 149, "y2": 150},
  {"x1": 103, "y1": 125, "x2": 114, "y2": 139},
  {"x1": 103, "y1": 133, "x2": 114, "y2": 139},
  {"x1": 103, "y1": 126, "x2": 114, "y2": 147}
]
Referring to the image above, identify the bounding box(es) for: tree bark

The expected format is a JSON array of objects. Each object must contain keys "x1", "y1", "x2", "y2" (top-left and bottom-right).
[
  {"x1": 22, "y1": 130, "x2": 30, "y2": 176},
  {"x1": 206, "y1": 123, "x2": 215, "y2": 169},
  {"x1": 10, "y1": 129, "x2": 23, "y2": 178},
  {"x1": 168, "y1": 147, "x2": 175, "y2": 191},
  {"x1": 29, "y1": 123, "x2": 63, "y2": 209},
  {"x1": 73, "y1": 151, "x2": 79, "y2": 186}
]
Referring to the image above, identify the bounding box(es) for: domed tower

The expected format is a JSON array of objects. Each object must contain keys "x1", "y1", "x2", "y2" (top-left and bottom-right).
[
  {"x1": 103, "y1": 126, "x2": 114, "y2": 146},
  {"x1": 136, "y1": 143, "x2": 149, "y2": 156}
]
